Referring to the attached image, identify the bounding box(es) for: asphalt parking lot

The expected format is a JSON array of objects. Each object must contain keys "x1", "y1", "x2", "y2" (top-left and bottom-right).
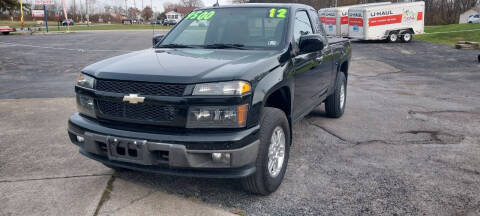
[{"x1": 1, "y1": 31, "x2": 479, "y2": 215}]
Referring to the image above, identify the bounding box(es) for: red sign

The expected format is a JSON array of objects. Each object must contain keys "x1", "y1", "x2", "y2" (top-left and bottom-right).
[
  {"x1": 349, "y1": 17, "x2": 363, "y2": 27},
  {"x1": 340, "y1": 16, "x2": 348, "y2": 25},
  {"x1": 417, "y1": 12, "x2": 423, "y2": 21},
  {"x1": 368, "y1": 14, "x2": 402, "y2": 26},
  {"x1": 32, "y1": 10, "x2": 44, "y2": 18}
]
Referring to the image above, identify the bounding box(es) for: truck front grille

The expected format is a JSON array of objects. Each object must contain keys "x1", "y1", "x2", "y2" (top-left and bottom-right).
[
  {"x1": 97, "y1": 100, "x2": 177, "y2": 122},
  {"x1": 96, "y1": 79, "x2": 186, "y2": 97}
]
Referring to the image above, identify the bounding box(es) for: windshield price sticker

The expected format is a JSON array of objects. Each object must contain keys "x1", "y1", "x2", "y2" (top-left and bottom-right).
[
  {"x1": 268, "y1": 8, "x2": 287, "y2": 18},
  {"x1": 186, "y1": 11, "x2": 216, "y2": 20}
]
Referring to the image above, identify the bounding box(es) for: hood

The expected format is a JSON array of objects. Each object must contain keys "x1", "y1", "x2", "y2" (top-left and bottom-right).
[{"x1": 82, "y1": 48, "x2": 282, "y2": 84}]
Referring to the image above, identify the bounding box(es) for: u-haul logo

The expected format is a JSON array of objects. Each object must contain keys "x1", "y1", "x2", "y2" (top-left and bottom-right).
[
  {"x1": 370, "y1": 10, "x2": 393, "y2": 17},
  {"x1": 349, "y1": 12, "x2": 362, "y2": 17}
]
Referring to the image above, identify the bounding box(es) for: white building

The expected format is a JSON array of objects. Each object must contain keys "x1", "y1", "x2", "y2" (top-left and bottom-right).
[
  {"x1": 459, "y1": 6, "x2": 480, "y2": 24},
  {"x1": 165, "y1": 11, "x2": 182, "y2": 22},
  {"x1": 164, "y1": 7, "x2": 197, "y2": 22}
]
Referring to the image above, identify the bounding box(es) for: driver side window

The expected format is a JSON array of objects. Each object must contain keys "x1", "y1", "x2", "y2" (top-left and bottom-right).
[{"x1": 293, "y1": 11, "x2": 314, "y2": 44}]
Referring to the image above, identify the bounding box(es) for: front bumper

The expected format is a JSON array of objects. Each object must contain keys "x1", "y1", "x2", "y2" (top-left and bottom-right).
[{"x1": 68, "y1": 113, "x2": 260, "y2": 178}]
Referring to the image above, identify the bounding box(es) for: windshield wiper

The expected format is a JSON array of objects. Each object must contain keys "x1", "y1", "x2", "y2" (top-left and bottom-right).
[
  {"x1": 157, "y1": 43, "x2": 194, "y2": 48},
  {"x1": 203, "y1": 43, "x2": 247, "y2": 50}
]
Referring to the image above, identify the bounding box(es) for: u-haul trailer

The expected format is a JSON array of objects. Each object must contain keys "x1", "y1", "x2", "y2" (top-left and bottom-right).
[
  {"x1": 318, "y1": 2, "x2": 391, "y2": 37},
  {"x1": 348, "y1": 1, "x2": 425, "y2": 42}
]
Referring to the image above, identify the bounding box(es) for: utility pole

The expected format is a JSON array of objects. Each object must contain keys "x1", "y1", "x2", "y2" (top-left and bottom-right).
[
  {"x1": 86, "y1": 0, "x2": 90, "y2": 26},
  {"x1": 73, "y1": 0, "x2": 75, "y2": 21},
  {"x1": 125, "y1": 0, "x2": 128, "y2": 19}
]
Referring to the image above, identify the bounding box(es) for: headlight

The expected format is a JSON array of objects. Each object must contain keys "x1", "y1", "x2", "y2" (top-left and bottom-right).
[
  {"x1": 192, "y1": 81, "x2": 251, "y2": 96},
  {"x1": 76, "y1": 73, "x2": 95, "y2": 89},
  {"x1": 186, "y1": 104, "x2": 248, "y2": 128},
  {"x1": 76, "y1": 94, "x2": 95, "y2": 117}
]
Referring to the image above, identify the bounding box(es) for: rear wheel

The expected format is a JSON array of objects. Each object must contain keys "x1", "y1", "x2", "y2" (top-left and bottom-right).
[
  {"x1": 401, "y1": 31, "x2": 413, "y2": 43},
  {"x1": 387, "y1": 31, "x2": 399, "y2": 43},
  {"x1": 325, "y1": 72, "x2": 347, "y2": 118},
  {"x1": 241, "y1": 107, "x2": 290, "y2": 195},
  {"x1": 2, "y1": 32, "x2": 9, "y2": 35}
]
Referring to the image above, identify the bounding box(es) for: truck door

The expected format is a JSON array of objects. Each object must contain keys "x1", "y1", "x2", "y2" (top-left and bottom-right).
[
  {"x1": 309, "y1": 9, "x2": 334, "y2": 97},
  {"x1": 292, "y1": 10, "x2": 333, "y2": 120}
]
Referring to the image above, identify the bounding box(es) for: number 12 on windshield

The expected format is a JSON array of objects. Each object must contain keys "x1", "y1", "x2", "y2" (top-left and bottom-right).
[{"x1": 268, "y1": 8, "x2": 287, "y2": 18}]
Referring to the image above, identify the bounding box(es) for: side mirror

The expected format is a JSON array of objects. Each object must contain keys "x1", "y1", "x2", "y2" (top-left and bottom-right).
[
  {"x1": 298, "y1": 34, "x2": 324, "y2": 53},
  {"x1": 152, "y1": 34, "x2": 164, "y2": 47}
]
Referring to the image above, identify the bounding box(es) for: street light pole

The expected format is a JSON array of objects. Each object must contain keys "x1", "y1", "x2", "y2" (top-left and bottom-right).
[{"x1": 86, "y1": 0, "x2": 89, "y2": 26}]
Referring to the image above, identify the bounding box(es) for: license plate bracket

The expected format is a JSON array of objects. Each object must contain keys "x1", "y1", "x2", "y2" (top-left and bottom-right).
[{"x1": 106, "y1": 136, "x2": 149, "y2": 165}]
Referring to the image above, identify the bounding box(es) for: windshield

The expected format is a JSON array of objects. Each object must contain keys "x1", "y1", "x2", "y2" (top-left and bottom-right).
[{"x1": 159, "y1": 7, "x2": 288, "y2": 50}]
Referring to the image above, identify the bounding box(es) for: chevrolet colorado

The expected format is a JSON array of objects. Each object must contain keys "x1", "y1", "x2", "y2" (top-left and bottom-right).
[{"x1": 68, "y1": 3, "x2": 351, "y2": 195}]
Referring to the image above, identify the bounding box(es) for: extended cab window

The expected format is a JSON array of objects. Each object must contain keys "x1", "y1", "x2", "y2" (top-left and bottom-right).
[
  {"x1": 293, "y1": 11, "x2": 313, "y2": 44},
  {"x1": 160, "y1": 7, "x2": 287, "y2": 49}
]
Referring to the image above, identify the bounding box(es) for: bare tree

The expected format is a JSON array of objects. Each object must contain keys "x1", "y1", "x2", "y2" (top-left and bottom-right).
[
  {"x1": 180, "y1": 0, "x2": 204, "y2": 7},
  {"x1": 163, "y1": 2, "x2": 182, "y2": 9},
  {"x1": 141, "y1": 6, "x2": 153, "y2": 20}
]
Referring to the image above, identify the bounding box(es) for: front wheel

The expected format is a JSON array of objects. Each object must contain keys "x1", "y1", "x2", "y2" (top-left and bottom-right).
[
  {"x1": 387, "y1": 31, "x2": 399, "y2": 43},
  {"x1": 325, "y1": 72, "x2": 347, "y2": 118},
  {"x1": 241, "y1": 107, "x2": 290, "y2": 195}
]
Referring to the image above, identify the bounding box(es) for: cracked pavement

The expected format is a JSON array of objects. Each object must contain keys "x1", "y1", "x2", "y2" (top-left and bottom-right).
[{"x1": 1, "y1": 31, "x2": 479, "y2": 215}]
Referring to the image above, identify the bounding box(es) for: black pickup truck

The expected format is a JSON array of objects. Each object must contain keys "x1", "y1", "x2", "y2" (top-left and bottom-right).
[{"x1": 68, "y1": 3, "x2": 351, "y2": 195}]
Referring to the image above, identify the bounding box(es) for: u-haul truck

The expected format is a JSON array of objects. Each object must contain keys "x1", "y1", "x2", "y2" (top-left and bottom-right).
[
  {"x1": 348, "y1": 1, "x2": 425, "y2": 42},
  {"x1": 318, "y1": 2, "x2": 391, "y2": 37}
]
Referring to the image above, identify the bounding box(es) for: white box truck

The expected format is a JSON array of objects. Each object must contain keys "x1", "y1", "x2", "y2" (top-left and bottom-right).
[
  {"x1": 319, "y1": 2, "x2": 391, "y2": 37},
  {"x1": 348, "y1": 1, "x2": 425, "y2": 42}
]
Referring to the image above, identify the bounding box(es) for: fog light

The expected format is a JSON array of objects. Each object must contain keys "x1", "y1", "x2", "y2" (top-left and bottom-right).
[
  {"x1": 77, "y1": 136, "x2": 85, "y2": 143},
  {"x1": 212, "y1": 153, "x2": 230, "y2": 163}
]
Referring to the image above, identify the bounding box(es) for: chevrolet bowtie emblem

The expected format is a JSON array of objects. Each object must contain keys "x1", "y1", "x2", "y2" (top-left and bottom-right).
[{"x1": 123, "y1": 94, "x2": 145, "y2": 104}]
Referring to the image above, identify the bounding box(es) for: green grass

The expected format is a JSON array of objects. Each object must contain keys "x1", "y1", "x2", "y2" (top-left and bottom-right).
[
  {"x1": 415, "y1": 23, "x2": 480, "y2": 45},
  {"x1": 0, "y1": 20, "x2": 172, "y2": 31}
]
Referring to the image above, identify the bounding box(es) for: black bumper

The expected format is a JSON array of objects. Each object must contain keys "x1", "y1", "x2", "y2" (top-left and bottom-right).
[{"x1": 68, "y1": 113, "x2": 260, "y2": 178}]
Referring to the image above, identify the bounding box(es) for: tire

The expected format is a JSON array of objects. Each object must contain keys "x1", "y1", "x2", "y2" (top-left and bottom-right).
[
  {"x1": 401, "y1": 31, "x2": 413, "y2": 43},
  {"x1": 325, "y1": 72, "x2": 347, "y2": 118},
  {"x1": 387, "y1": 31, "x2": 399, "y2": 43},
  {"x1": 241, "y1": 107, "x2": 290, "y2": 195},
  {"x1": 2, "y1": 32, "x2": 9, "y2": 35}
]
